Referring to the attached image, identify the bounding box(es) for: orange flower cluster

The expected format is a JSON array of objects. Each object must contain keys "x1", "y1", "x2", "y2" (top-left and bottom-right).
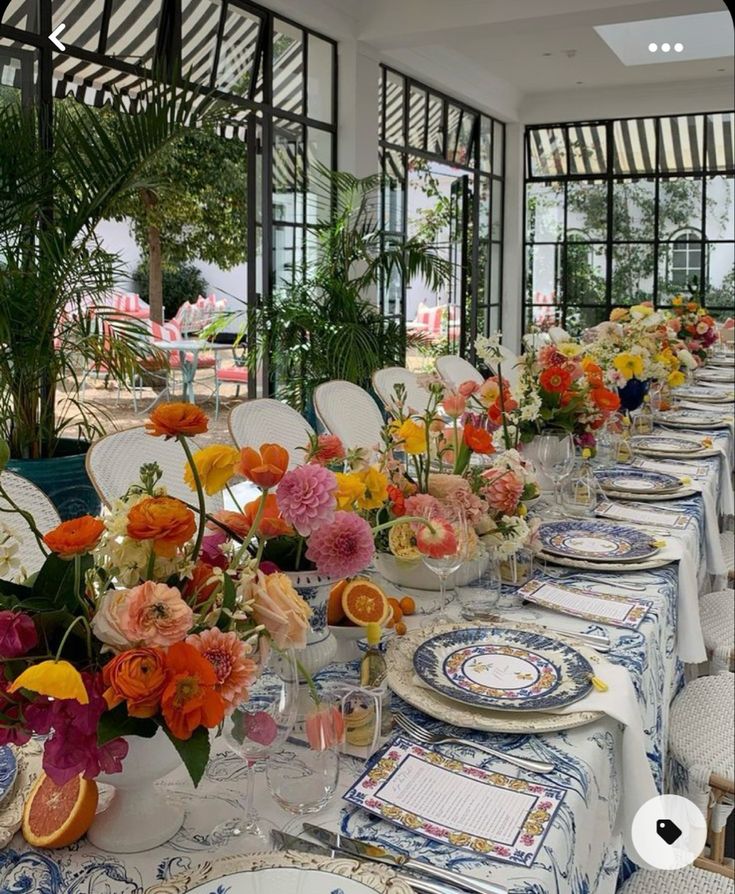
[
  {"x1": 103, "y1": 641, "x2": 225, "y2": 739},
  {"x1": 127, "y1": 496, "x2": 197, "y2": 557},
  {"x1": 44, "y1": 516, "x2": 105, "y2": 559}
]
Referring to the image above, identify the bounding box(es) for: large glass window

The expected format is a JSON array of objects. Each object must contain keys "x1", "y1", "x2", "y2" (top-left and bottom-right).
[
  {"x1": 524, "y1": 113, "x2": 735, "y2": 333},
  {"x1": 379, "y1": 65, "x2": 505, "y2": 363}
]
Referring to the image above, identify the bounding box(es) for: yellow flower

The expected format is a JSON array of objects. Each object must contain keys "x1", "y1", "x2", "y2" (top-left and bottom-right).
[
  {"x1": 334, "y1": 472, "x2": 366, "y2": 510},
  {"x1": 631, "y1": 303, "x2": 653, "y2": 317},
  {"x1": 667, "y1": 370, "x2": 686, "y2": 388},
  {"x1": 393, "y1": 418, "x2": 427, "y2": 455},
  {"x1": 9, "y1": 660, "x2": 89, "y2": 704},
  {"x1": 358, "y1": 466, "x2": 389, "y2": 510},
  {"x1": 557, "y1": 342, "x2": 585, "y2": 358},
  {"x1": 184, "y1": 444, "x2": 240, "y2": 495},
  {"x1": 672, "y1": 295, "x2": 684, "y2": 306},
  {"x1": 610, "y1": 307, "x2": 629, "y2": 322},
  {"x1": 613, "y1": 352, "x2": 644, "y2": 380}
]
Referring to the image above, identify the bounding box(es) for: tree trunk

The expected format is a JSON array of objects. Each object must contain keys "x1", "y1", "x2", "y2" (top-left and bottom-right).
[{"x1": 140, "y1": 188, "x2": 163, "y2": 323}]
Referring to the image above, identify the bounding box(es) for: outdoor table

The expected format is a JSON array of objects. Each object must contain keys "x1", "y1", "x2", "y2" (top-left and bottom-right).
[
  {"x1": 153, "y1": 339, "x2": 231, "y2": 404},
  {"x1": 1, "y1": 422, "x2": 731, "y2": 894}
]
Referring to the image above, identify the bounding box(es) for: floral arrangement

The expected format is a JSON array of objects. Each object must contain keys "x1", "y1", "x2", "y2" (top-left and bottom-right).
[
  {"x1": 667, "y1": 295, "x2": 719, "y2": 365},
  {"x1": 0, "y1": 404, "x2": 378, "y2": 787},
  {"x1": 474, "y1": 334, "x2": 621, "y2": 452}
]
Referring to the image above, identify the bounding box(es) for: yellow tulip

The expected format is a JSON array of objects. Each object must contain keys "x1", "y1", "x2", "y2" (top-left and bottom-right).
[
  {"x1": 184, "y1": 444, "x2": 240, "y2": 495},
  {"x1": 9, "y1": 660, "x2": 89, "y2": 704},
  {"x1": 393, "y1": 418, "x2": 427, "y2": 455},
  {"x1": 667, "y1": 370, "x2": 686, "y2": 388},
  {"x1": 613, "y1": 352, "x2": 644, "y2": 380},
  {"x1": 334, "y1": 472, "x2": 366, "y2": 510},
  {"x1": 358, "y1": 466, "x2": 389, "y2": 510}
]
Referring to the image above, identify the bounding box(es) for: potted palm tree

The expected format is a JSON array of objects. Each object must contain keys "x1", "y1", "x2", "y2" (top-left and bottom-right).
[
  {"x1": 256, "y1": 168, "x2": 452, "y2": 415},
  {"x1": 0, "y1": 84, "x2": 214, "y2": 518}
]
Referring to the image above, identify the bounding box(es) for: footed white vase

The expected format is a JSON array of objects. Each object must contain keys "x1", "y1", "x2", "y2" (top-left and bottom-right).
[{"x1": 87, "y1": 730, "x2": 184, "y2": 854}]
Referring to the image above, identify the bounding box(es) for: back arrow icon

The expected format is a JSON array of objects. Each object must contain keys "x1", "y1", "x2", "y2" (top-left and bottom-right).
[{"x1": 49, "y1": 23, "x2": 66, "y2": 51}]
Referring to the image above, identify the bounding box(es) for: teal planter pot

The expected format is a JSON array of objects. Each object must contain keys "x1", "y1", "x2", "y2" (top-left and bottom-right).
[{"x1": 7, "y1": 439, "x2": 100, "y2": 521}]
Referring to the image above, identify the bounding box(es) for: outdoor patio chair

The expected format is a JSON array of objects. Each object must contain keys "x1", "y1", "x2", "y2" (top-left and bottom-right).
[
  {"x1": 214, "y1": 344, "x2": 249, "y2": 420},
  {"x1": 313, "y1": 380, "x2": 385, "y2": 457},
  {"x1": 86, "y1": 426, "x2": 223, "y2": 515},
  {"x1": 372, "y1": 367, "x2": 432, "y2": 415},
  {"x1": 483, "y1": 344, "x2": 522, "y2": 390},
  {"x1": 435, "y1": 354, "x2": 484, "y2": 390},
  {"x1": 229, "y1": 399, "x2": 315, "y2": 470},
  {"x1": 699, "y1": 589, "x2": 734, "y2": 674},
  {"x1": 617, "y1": 865, "x2": 734, "y2": 893},
  {"x1": 0, "y1": 470, "x2": 61, "y2": 578}
]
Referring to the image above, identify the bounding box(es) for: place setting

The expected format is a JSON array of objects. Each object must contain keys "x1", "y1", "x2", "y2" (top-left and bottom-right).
[
  {"x1": 630, "y1": 434, "x2": 721, "y2": 458},
  {"x1": 657, "y1": 408, "x2": 733, "y2": 431},
  {"x1": 593, "y1": 467, "x2": 696, "y2": 501},
  {"x1": 673, "y1": 385, "x2": 735, "y2": 404}
]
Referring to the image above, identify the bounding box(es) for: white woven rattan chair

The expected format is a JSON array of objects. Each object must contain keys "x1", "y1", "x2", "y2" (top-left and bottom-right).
[
  {"x1": 86, "y1": 427, "x2": 223, "y2": 514},
  {"x1": 718, "y1": 532, "x2": 734, "y2": 582},
  {"x1": 618, "y1": 865, "x2": 734, "y2": 893},
  {"x1": 484, "y1": 344, "x2": 522, "y2": 390},
  {"x1": 372, "y1": 367, "x2": 431, "y2": 415},
  {"x1": 313, "y1": 381, "x2": 385, "y2": 457},
  {"x1": 669, "y1": 674, "x2": 734, "y2": 876},
  {"x1": 434, "y1": 355, "x2": 484, "y2": 391},
  {"x1": 700, "y1": 589, "x2": 734, "y2": 674},
  {"x1": 0, "y1": 471, "x2": 61, "y2": 578},
  {"x1": 229, "y1": 399, "x2": 314, "y2": 470}
]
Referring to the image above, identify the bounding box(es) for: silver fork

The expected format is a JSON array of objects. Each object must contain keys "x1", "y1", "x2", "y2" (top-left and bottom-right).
[{"x1": 394, "y1": 712, "x2": 555, "y2": 775}]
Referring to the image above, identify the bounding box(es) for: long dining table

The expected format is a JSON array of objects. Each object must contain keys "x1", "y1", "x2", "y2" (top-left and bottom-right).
[{"x1": 0, "y1": 399, "x2": 732, "y2": 894}]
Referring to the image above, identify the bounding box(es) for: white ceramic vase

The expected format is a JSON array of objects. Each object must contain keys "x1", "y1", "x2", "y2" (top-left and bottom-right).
[
  {"x1": 374, "y1": 551, "x2": 487, "y2": 591},
  {"x1": 521, "y1": 434, "x2": 566, "y2": 493},
  {"x1": 87, "y1": 729, "x2": 184, "y2": 854}
]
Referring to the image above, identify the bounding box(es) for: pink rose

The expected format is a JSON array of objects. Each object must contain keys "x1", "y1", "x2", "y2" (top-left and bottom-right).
[
  {"x1": 91, "y1": 589, "x2": 135, "y2": 650},
  {"x1": 247, "y1": 571, "x2": 312, "y2": 650},
  {"x1": 117, "y1": 581, "x2": 194, "y2": 648},
  {"x1": 427, "y1": 473, "x2": 471, "y2": 503},
  {"x1": 0, "y1": 611, "x2": 37, "y2": 658},
  {"x1": 458, "y1": 380, "x2": 481, "y2": 397}
]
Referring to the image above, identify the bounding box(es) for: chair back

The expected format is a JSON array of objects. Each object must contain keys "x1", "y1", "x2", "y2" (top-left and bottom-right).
[
  {"x1": 0, "y1": 471, "x2": 61, "y2": 578},
  {"x1": 229, "y1": 399, "x2": 314, "y2": 470},
  {"x1": 86, "y1": 427, "x2": 223, "y2": 513},
  {"x1": 435, "y1": 355, "x2": 484, "y2": 390},
  {"x1": 372, "y1": 367, "x2": 431, "y2": 415},
  {"x1": 483, "y1": 345, "x2": 522, "y2": 390},
  {"x1": 313, "y1": 381, "x2": 385, "y2": 456}
]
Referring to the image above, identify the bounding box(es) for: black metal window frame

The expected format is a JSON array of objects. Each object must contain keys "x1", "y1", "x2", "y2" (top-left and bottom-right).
[
  {"x1": 522, "y1": 111, "x2": 735, "y2": 334},
  {"x1": 0, "y1": 0, "x2": 339, "y2": 398},
  {"x1": 379, "y1": 64, "x2": 505, "y2": 363}
]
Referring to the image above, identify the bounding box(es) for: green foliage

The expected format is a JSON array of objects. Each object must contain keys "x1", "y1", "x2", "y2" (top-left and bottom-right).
[
  {"x1": 260, "y1": 167, "x2": 453, "y2": 412},
  {"x1": 163, "y1": 724, "x2": 210, "y2": 787},
  {"x1": 97, "y1": 705, "x2": 158, "y2": 745},
  {"x1": 132, "y1": 260, "x2": 208, "y2": 318}
]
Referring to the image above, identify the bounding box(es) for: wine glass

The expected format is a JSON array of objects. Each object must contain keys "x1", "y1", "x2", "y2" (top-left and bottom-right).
[
  {"x1": 419, "y1": 506, "x2": 470, "y2": 621},
  {"x1": 211, "y1": 646, "x2": 298, "y2": 851},
  {"x1": 534, "y1": 430, "x2": 576, "y2": 518}
]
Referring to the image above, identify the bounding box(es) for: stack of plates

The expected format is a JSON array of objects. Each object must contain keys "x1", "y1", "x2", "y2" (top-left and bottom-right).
[
  {"x1": 658, "y1": 409, "x2": 731, "y2": 430},
  {"x1": 631, "y1": 435, "x2": 711, "y2": 458},
  {"x1": 594, "y1": 468, "x2": 692, "y2": 500},
  {"x1": 674, "y1": 385, "x2": 734, "y2": 404},
  {"x1": 695, "y1": 368, "x2": 734, "y2": 384},
  {"x1": 534, "y1": 519, "x2": 672, "y2": 571}
]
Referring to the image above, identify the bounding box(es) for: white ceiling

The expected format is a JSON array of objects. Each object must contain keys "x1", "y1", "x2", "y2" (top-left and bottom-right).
[{"x1": 349, "y1": 0, "x2": 734, "y2": 120}]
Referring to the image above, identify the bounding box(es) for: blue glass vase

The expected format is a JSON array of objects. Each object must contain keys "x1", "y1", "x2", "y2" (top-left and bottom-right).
[{"x1": 617, "y1": 378, "x2": 650, "y2": 413}]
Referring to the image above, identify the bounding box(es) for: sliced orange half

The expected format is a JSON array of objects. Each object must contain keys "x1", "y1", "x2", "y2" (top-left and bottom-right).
[
  {"x1": 342, "y1": 579, "x2": 391, "y2": 627},
  {"x1": 22, "y1": 771, "x2": 99, "y2": 849},
  {"x1": 327, "y1": 579, "x2": 348, "y2": 625}
]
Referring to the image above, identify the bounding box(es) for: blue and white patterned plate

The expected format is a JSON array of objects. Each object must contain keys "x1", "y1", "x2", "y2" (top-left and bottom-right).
[
  {"x1": 413, "y1": 627, "x2": 594, "y2": 711},
  {"x1": 0, "y1": 746, "x2": 17, "y2": 805},
  {"x1": 659, "y1": 410, "x2": 730, "y2": 429},
  {"x1": 631, "y1": 435, "x2": 704, "y2": 456},
  {"x1": 594, "y1": 468, "x2": 682, "y2": 495},
  {"x1": 675, "y1": 386, "x2": 734, "y2": 403},
  {"x1": 538, "y1": 519, "x2": 660, "y2": 562}
]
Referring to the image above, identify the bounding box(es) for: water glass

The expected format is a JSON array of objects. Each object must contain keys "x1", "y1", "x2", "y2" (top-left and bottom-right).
[
  {"x1": 266, "y1": 743, "x2": 340, "y2": 815},
  {"x1": 456, "y1": 546, "x2": 501, "y2": 621}
]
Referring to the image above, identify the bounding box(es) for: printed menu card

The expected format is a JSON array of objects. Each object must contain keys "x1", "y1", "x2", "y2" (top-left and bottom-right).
[
  {"x1": 518, "y1": 578, "x2": 651, "y2": 629},
  {"x1": 595, "y1": 500, "x2": 691, "y2": 529},
  {"x1": 344, "y1": 736, "x2": 566, "y2": 867}
]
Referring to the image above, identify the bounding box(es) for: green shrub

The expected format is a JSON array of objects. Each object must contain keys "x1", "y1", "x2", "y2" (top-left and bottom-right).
[{"x1": 132, "y1": 261, "x2": 208, "y2": 319}]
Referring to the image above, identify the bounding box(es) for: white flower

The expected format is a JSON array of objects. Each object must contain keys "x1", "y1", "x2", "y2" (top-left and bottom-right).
[
  {"x1": 475, "y1": 333, "x2": 503, "y2": 363},
  {"x1": 678, "y1": 349, "x2": 698, "y2": 370},
  {"x1": 519, "y1": 391, "x2": 542, "y2": 422},
  {"x1": 0, "y1": 524, "x2": 22, "y2": 581}
]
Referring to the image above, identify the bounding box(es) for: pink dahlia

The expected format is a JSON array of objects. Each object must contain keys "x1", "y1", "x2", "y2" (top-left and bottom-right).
[
  {"x1": 186, "y1": 628, "x2": 258, "y2": 713},
  {"x1": 305, "y1": 511, "x2": 375, "y2": 579},
  {"x1": 481, "y1": 468, "x2": 524, "y2": 514},
  {"x1": 277, "y1": 464, "x2": 337, "y2": 535},
  {"x1": 403, "y1": 493, "x2": 443, "y2": 520}
]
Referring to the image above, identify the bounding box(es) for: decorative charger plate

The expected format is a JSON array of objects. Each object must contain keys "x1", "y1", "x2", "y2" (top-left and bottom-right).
[
  {"x1": 659, "y1": 410, "x2": 731, "y2": 429},
  {"x1": 594, "y1": 468, "x2": 682, "y2": 495},
  {"x1": 630, "y1": 435, "x2": 706, "y2": 456},
  {"x1": 387, "y1": 623, "x2": 602, "y2": 733},
  {"x1": 144, "y1": 852, "x2": 413, "y2": 894},
  {"x1": 413, "y1": 626, "x2": 594, "y2": 712},
  {"x1": 538, "y1": 519, "x2": 660, "y2": 562},
  {"x1": 0, "y1": 746, "x2": 17, "y2": 805},
  {"x1": 675, "y1": 386, "x2": 734, "y2": 403},
  {"x1": 536, "y1": 549, "x2": 675, "y2": 572}
]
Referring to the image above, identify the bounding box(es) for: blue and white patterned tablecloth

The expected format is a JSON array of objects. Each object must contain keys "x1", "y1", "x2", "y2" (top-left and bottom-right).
[{"x1": 0, "y1": 424, "x2": 730, "y2": 894}]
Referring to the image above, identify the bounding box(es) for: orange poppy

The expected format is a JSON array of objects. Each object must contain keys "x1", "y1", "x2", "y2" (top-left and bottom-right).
[
  {"x1": 590, "y1": 387, "x2": 621, "y2": 413},
  {"x1": 161, "y1": 641, "x2": 225, "y2": 740},
  {"x1": 146, "y1": 402, "x2": 209, "y2": 438},
  {"x1": 127, "y1": 496, "x2": 197, "y2": 558},
  {"x1": 237, "y1": 443, "x2": 289, "y2": 488},
  {"x1": 463, "y1": 423, "x2": 495, "y2": 454},
  {"x1": 582, "y1": 360, "x2": 604, "y2": 388},
  {"x1": 539, "y1": 366, "x2": 572, "y2": 394},
  {"x1": 43, "y1": 515, "x2": 105, "y2": 559},
  {"x1": 103, "y1": 647, "x2": 167, "y2": 718}
]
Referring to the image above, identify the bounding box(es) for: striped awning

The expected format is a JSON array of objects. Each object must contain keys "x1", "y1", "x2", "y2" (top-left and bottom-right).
[{"x1": 528, "y1": 127, "x2": 567, "y2": 177}]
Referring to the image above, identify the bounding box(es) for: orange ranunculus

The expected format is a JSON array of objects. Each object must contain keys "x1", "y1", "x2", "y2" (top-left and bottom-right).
[
  {"x1": 539, "y1": 366, "x2": 572, "y2": 393},
  {"x1": 146, "y1": 402, "x2": 209, "y2": 438},
  {"x1": 581, "y1": 359, "x2": 604, "y2": 388},
  {"x1": 103, "y1": 647, "x2": 167, "y2": 718},
  {"x1": 161, "y1": 641, "x2": 226, "y2": 740},
  {"x1": 237, "y1": 443, "x2": 289, "y2": 488},
  {"x1": 182, "y1": 561, "x2": 221, "y2": 606},
  {"x1": 463, "y1": 423, "x2": 495, "y2": 454},
  {"x1": 591, "y1": 387, "x2": 621, "y2": 413},
  {"x1": 43, "y1": 515, "x2": 105, "y2": 559},
  {"x1": 127, "y1": 496, "x2": 197, "y2": 558}
]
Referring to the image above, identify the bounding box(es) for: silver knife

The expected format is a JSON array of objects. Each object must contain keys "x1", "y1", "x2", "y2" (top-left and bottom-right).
[
  {"x1": 272, "y1": 830, "x2": 460, "y2": 894},
  {"x1": 302, "y1": 824, "x2": 508, "y2": 894}
]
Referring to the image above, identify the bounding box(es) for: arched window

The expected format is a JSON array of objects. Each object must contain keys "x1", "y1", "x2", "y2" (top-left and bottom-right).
[{"x1": 669, "y1": 228, "x2": 703, "y2": 289}]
